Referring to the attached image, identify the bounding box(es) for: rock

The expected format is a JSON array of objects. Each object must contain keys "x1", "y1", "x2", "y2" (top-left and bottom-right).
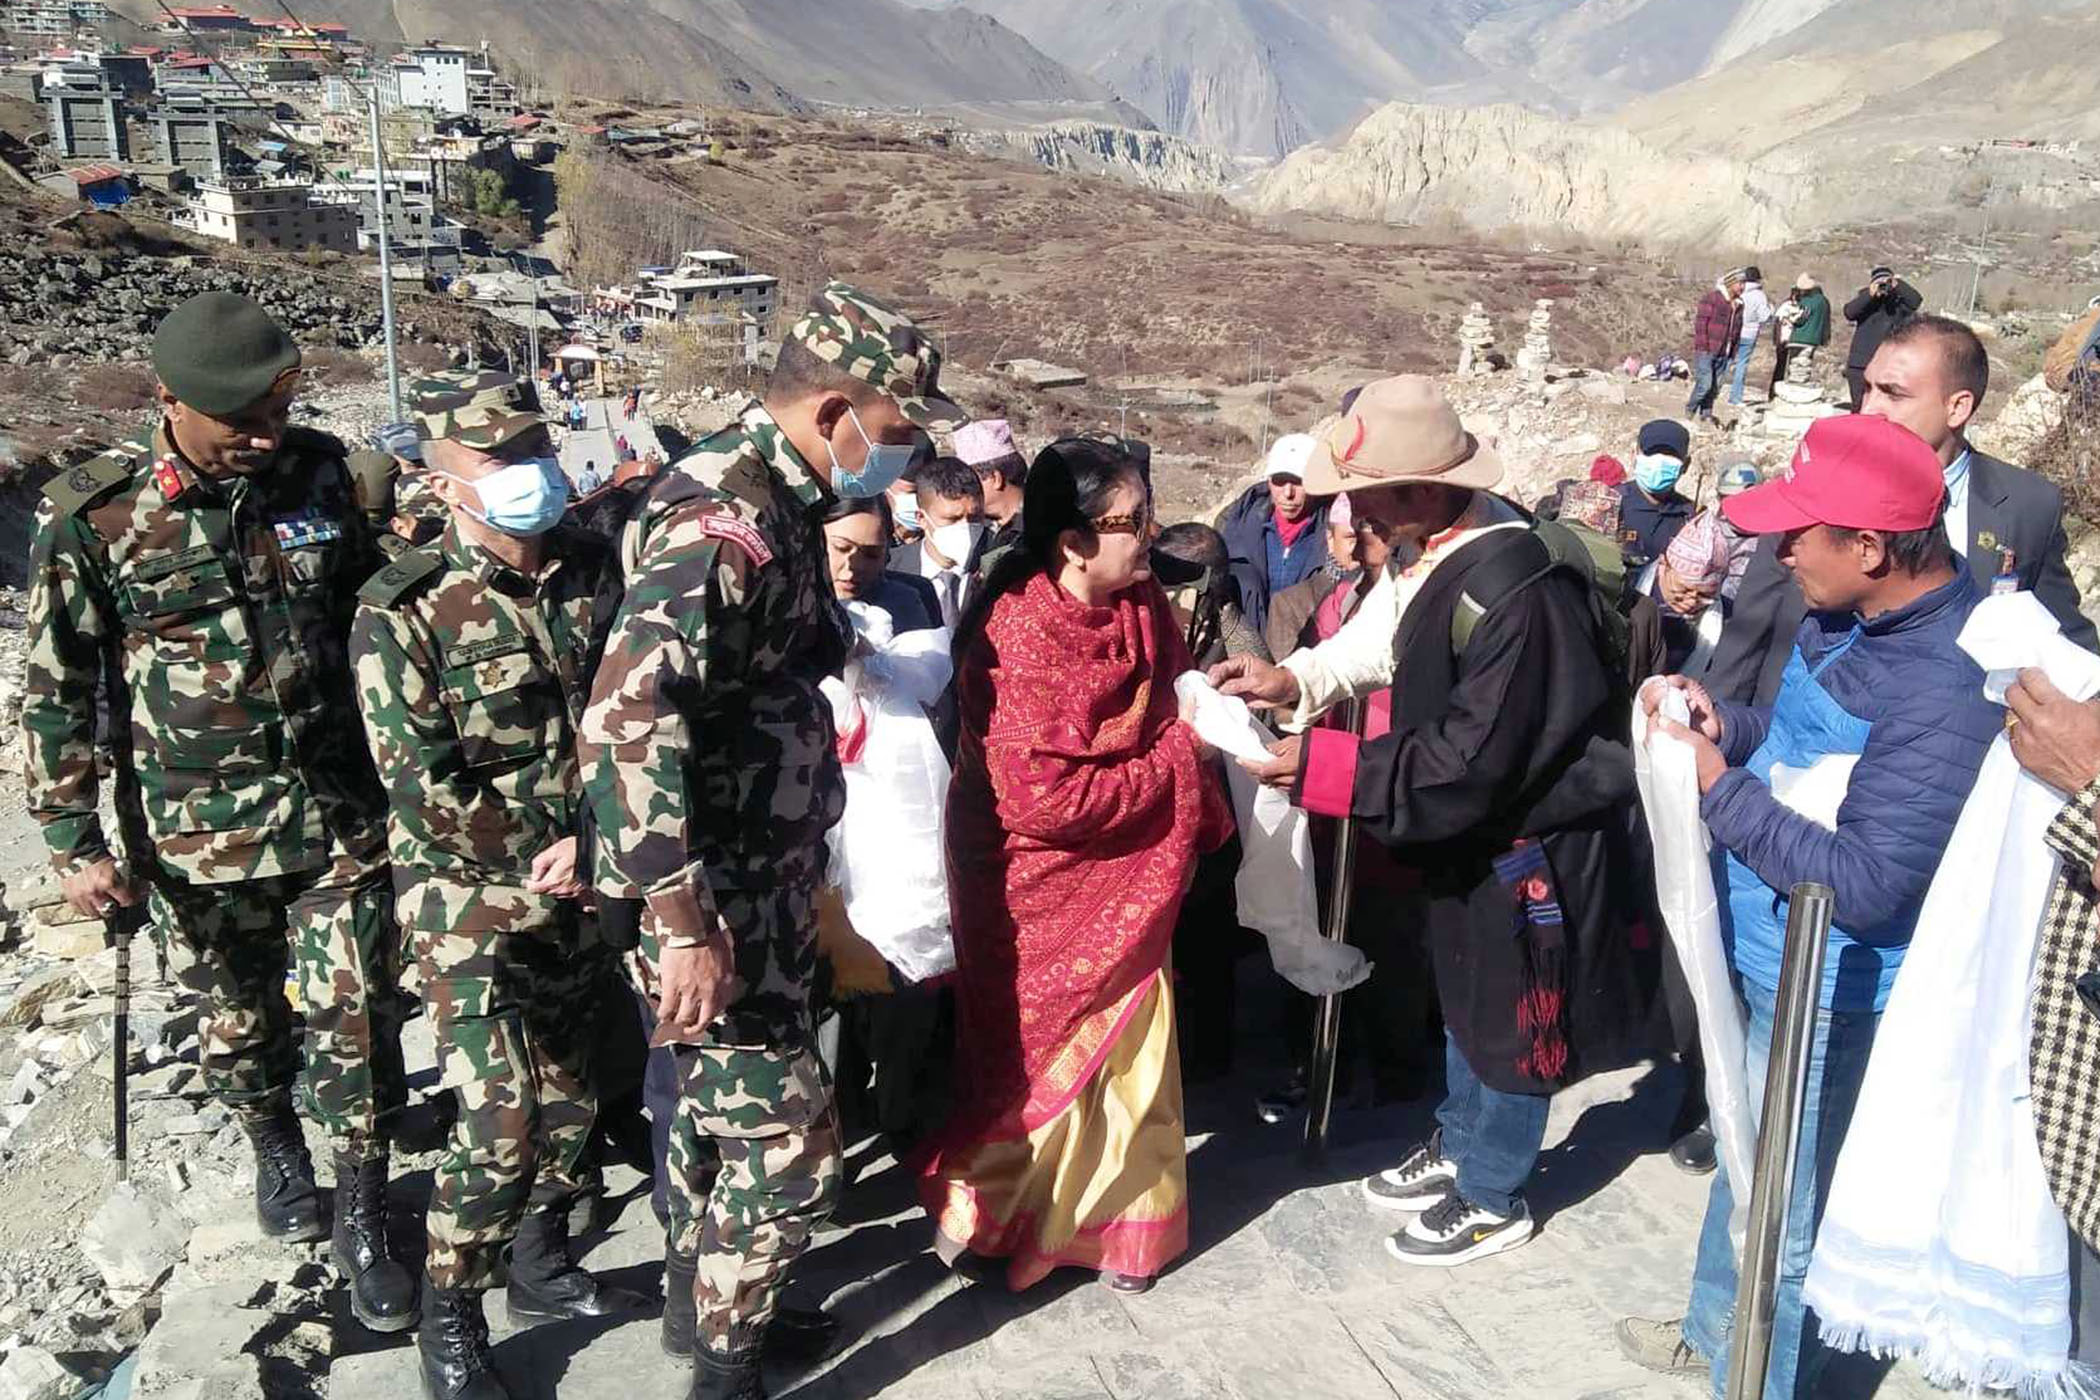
[
  {"x1": 183, "y1": 1218, "x2": 264, "y2": 1273},
  {"x1": 6, "y1": 1062, "x2": 42, "y2": 1106},
  {"x1": 39, "y1": 995, "x2": 114, "y2": 1031},
  {"x1": 133, "y1": 1284, "x2": 295, "y2": 1397},
  {"x1": 80, "y1": 1184, "x2": 186, "y2": 1301},
  {"x1": 139, "y1": 1356, "x2": 264, "y2": 1400},
  {"x1": 1577, "y1": 378, "x2": 1627, "y2": 405},
  {"x1": 0, "y1": 1345, "x2": 77, "y2": 1400},
  {"x1": 0, "y1": 967, "x2": 85, "y2": 1030},
  {"x1": 30, "y1": 920, "x2": 104, "y2": 961}
]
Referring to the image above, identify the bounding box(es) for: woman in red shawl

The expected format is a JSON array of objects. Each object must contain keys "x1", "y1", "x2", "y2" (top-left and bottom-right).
[{"x1": 918, "y1": 438, "x2": 1231, "y2": 1294}]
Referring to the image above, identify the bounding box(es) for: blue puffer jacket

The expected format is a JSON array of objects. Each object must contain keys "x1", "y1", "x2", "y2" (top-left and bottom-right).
[
  {"x1": 1219, "y1": 483, "x2": 1329, "y2": 638},
  {"x1": 1703, "y1": 571, "x2": 2000, "y2": 1011}
]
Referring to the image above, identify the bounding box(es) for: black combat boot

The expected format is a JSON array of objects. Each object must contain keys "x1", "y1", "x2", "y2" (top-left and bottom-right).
[
  {"x1": 689, "y1": 1344, "x2": 766, "y2": 1400},
  {"x1": 331, "y1": 1150, "x2": 419, "y2": 1332},
  {"x1": 662, "y1": 1253, "x2": 840, "y2": 1364},
  {"x1": 504, "y1": 1207, "x2": 647, "y2": 1325},
  {"x1": 417, "y1": 1285, "x2": 510, "y2": 1400},
  {"x1": 241, "y1": 1106, "x2": 326, "y2": 1242}
]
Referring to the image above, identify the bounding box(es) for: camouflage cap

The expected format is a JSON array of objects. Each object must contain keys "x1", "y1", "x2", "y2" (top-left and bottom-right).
[
  {"x1": 151, "y1": 291, "x2": 302, "y2": 417},
  {"x1": 408, "y1": 370, "x2": 545, "y2": 451},
  {"x1": 789, "y1": 281, "x2": 967, "y2": 431}
]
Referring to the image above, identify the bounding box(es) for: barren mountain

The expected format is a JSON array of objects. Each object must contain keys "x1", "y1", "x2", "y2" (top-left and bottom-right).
[{"x1": 1251, "y1": 102, "x2": 1795, "y2": 250}]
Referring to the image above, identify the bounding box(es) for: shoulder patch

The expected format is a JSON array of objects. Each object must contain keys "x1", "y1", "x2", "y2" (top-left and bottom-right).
[
  {"x1": 41, "y1": 449, "x2": 139, "y2": 517},
  {"x1": 695, "y1": 510, "x2": 774, "y2": 567},
  {"x1": 357, "y1": 548, "x2": 445, "y2": 608}
]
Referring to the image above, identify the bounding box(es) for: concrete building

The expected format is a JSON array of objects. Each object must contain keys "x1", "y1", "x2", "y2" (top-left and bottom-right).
[
  {"x1": 3, "y1": 1, "x2": 110, "y2": 41},
  {"x1": 43, "y1": 62, "x2": 127, "y2": 161},
  {"x1": 599, "y1": 250, "x2": 780, "y2": 327},
  {"x1": 151, "y1": 93, "x2": 235, "y2": 175},
  {"x1": 311, "y1": 167, "x2": 463, "y2": 265},
  {"x1": 35, "y1": 162, "x2": 128, "y2": 205},
  {"x1": 157, "y1": 4, "x2": 251, "y2": 33},
  {"x1": 384, "y1": 40, "x2": 514, "y2": 120},
  {"x1": 178, "y1": 176, "x2": 359, "y2": 253}
]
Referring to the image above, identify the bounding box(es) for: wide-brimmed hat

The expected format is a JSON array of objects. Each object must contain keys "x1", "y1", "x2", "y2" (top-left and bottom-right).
[
  {"x1": 1794, "y1": 273, "x2": 1818, "y2": 292},
  {"x1": 1302, "y1": 376, "x2": 1503, "y2": 496}
]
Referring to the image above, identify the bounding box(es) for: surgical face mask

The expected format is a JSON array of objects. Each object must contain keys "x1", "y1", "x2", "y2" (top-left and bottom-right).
[
  {"x1": 1633, "y1": 452, "x2": 1685, "y2": 495},
  {"x1": 828, "y1": 405, "x2": 916, "y2": 499},
  {"x1": 446, "y1": 455, "x2": 569, "y2": 537},
  {"x1": 929, "y1": 517, "x2": 985, "y2": 567},
  {"x1": 892, "y1": 490, "x2": 922, "y2": 534}
]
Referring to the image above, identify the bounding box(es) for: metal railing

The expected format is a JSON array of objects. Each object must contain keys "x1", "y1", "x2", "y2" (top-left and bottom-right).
[{"x1": 1725, "y1": 881, "x2": 1836, "y2": 1400}]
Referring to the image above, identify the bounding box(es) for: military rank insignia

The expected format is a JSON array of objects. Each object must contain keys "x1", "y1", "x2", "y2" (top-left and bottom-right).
[
  {"x1": 272, "y1": 514, "x2": 344, "y2": 548},
  {"x1": 152, "y1": 457, "x2": 188, "y2": 501}
]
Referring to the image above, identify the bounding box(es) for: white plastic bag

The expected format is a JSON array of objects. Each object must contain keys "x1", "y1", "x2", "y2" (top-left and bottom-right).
[
  {"x1": 820, "y1": 604, "x2": 956, "y2": 983},
  {"x1": 1632, "y1": 681, "x2": 1755, "y2": 1251},
  {"x1": 1174, "y1": 672, "x2": 1371, "y2": 997}
]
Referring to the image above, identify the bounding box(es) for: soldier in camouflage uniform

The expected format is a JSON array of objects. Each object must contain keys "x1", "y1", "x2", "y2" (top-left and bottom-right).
[
  {"x1": 581, "y1": 282, "x2": 967, "y2": 1400},
  {"x1": 352, "y1": 371, "x2": 644, "y2": 1400},
  {"x1": 19, "y1": 292, "x2": 415, "y2": 1333}
]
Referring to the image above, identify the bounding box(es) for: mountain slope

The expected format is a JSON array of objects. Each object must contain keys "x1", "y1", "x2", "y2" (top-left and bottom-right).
[{"x1": 1250, "y1": 101, "x2": 1795, "y2": 249}]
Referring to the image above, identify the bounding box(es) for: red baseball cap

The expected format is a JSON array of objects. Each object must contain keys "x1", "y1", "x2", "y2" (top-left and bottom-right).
[{"x1": 1721, "y1": 415, "x2": 1944, "y2": 536}]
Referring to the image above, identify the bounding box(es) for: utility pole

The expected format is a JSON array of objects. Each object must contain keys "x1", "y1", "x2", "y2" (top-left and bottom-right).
[{"x1": 367, "y1": 85, "x2": 402, "y2": 422}]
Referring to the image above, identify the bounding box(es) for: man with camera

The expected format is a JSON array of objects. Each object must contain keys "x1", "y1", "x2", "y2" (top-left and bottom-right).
[{"x1": 1842, "y1": 265, "x2": 1924, "y2": 410}]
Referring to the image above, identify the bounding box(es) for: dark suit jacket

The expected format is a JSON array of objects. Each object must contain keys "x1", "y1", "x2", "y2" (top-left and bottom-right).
[
  {"x1": 867, "y1": 571, "x2": 940, "y2": 635},
  {"x1": 1699, "y1": 449, "x2": 2095, "y2": 705},
  {"x1": 889, "y1": 538, "x2": 985, "y2": 628}
]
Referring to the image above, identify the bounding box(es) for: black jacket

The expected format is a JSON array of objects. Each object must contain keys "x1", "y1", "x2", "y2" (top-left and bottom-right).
[
  {"x1": 1842, "y1": 278, "x2": 1925, "y2": 369},
  {"x1": 1700, "y1": 449, "x2": 2096, "y2": 705}
]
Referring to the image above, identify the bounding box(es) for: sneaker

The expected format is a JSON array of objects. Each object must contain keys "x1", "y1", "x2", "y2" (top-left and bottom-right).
[
  {"x1": 1384, "y1": 1190, "x2": 1534, "y2": 1267},
  {"x1": 1361, "y1": 1130, "x2": 1458, "y2": 1212},
  {"x1": 1668, "y1": 1126, "x2": 1717, "y2": 1176},
  {"x1": 1615, "y1": 1316, "x2": 1703, "y2": 1375}
]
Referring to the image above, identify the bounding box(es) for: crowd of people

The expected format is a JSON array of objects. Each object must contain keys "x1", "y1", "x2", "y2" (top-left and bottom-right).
[{"x1": 17, "y1": 277, "x2": 2100, "y2": 1400}]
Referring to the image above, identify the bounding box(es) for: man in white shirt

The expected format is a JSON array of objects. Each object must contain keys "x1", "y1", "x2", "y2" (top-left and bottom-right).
[{"x1": 891, "y1": 455, "x2": 986, "y2": 629}]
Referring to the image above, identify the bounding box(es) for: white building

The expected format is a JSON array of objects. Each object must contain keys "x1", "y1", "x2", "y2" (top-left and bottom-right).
[
  {"x1": 311, "y1": 166, "x2": 463, "y2": 261},
  {"x1": 178, "y1": 177, "x2": 360, "y2": 253},
  {"x1": 601, "y1": 250, "x2": 780, "y2": 326},
  {"x1": 382, "y1": 40, "x2": 513, "y2": 119}
]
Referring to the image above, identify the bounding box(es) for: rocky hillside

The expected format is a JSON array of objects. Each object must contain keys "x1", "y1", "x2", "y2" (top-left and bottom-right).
[
  {"x1": 1249, "y1": 103, "x2": 1796, "y2": 250},
  {"x1": 960, "y1": 122, "x2": 1238, "y2": 195}
]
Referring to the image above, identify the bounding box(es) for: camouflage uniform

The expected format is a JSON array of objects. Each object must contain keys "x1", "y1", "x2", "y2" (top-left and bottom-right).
[
  {"x1": 21, "y1": 423, "x2": 404, "y2": 1150},
  {"x1": 582, "y1": 283, "x2": 967, "y2": 1360},
  {"x1": 353, "y1": 514, "x2": 616, "y2": 1292}
]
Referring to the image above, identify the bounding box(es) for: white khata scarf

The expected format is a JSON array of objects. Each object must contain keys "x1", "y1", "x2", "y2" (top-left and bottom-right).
[{"x1": 1804, "y1": 593, "x2": 2100, "y2": 1398}]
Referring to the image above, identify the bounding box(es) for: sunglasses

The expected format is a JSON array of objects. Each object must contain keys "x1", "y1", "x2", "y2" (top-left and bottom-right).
[{"x1": 1091, "y1": 503, "x2": 1157, "y2": 538}]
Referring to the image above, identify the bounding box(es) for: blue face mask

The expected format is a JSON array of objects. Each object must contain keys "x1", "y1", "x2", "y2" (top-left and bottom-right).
[
  {"x1": 448, "y1": 456, "x2": 570, "y2": 537},
  {"x1": 829, "y1": 405, "x2": 917, "y2": 499},
  {"x1": 1633, "y1": 452, "x2": 1685, "y2": 495}
]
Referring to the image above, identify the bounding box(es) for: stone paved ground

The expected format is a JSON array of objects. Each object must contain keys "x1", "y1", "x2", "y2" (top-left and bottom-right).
[{"x1": 331, "y1": 1019, "x2": 1948, "y2": 1400}]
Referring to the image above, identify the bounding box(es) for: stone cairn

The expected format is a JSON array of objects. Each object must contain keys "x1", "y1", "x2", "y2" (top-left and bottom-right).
[
  {"x1": 1456, "y1": 302, "x2": 1496, "y2": 377},
  {"x1": 1762, "y1": 346, "x2": 1843, "y2": 444},
  {"x1": 1514, "y1": 299, "x2": 1553, "y2": 383}
]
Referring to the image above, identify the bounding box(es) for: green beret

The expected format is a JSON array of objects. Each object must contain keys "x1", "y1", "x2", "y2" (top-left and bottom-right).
[{"x1": 151, "y1": 292, "x2": 302, "y2": 417}]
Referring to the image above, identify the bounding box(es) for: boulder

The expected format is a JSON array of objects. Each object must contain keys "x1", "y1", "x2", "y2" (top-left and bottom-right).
[
  {"x1": 0, "y1": 1346, "x2": 77, "y2": 1400},
  {"x1": 80, "y1": 1184, "x2": 187, "y2": 1301},
  {"x1": 0, "y1": 967, "x2": 85, "y2": 1030}
]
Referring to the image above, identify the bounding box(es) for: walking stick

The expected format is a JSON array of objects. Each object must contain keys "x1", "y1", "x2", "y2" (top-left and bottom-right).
[
  {"x1": 1301, "y1": 696, "x2": 1369, "y2": 1167},
  {"x1": 109, "y1": 891, "x2": 146, "y2": 1183}
]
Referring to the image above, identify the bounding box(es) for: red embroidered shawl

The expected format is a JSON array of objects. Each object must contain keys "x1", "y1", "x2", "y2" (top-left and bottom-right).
[{"x1": 938, "y1": 570, "x2": 1230, "y2": 1139}]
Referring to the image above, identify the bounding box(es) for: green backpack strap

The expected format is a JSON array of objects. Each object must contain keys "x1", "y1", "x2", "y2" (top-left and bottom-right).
[{"x1": 1450, "y1": 530, "x2": 1554, "y2": 655}]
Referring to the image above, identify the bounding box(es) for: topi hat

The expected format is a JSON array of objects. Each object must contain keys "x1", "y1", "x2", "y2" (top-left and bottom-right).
[
  {"x1": 789, "y1": 281, "x2": 967, "y2": 432},
  {"x1": 953, "y1": 418, "x2": 1017, "y2": 467},
  {"x1": 1302, "y1": 376, "x2": 1503, "y2": 496},
  {"x1": 152, "y1": 291, "x2": 301, "y2": 416}
]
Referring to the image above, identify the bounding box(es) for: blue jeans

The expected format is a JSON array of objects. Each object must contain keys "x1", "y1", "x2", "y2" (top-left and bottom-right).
[
  {"x1": 1687, "y1": 351, "x2": 1727, "y2": 418},
  {"x1": 1728, "y1": 337, "x2": 1760, "y2": 405},
  {"x1": 1680, "y1": 978, "x2": 1880, "y2": 1400},
  {"x1": 1434, "y1": 1032, "x2": 1550, "y2": 1217}
]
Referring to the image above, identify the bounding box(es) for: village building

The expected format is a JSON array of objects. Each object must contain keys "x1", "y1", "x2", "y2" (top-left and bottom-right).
[
  {"x1": 177, "y1": 175, "x2": 359, "y2": 253},
  {"x1": 42, "y1": 60, "x2": 126, "y2": 160},
  {"x1": 596, "y1": 249, "x2": 780, "y2": 327}
]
